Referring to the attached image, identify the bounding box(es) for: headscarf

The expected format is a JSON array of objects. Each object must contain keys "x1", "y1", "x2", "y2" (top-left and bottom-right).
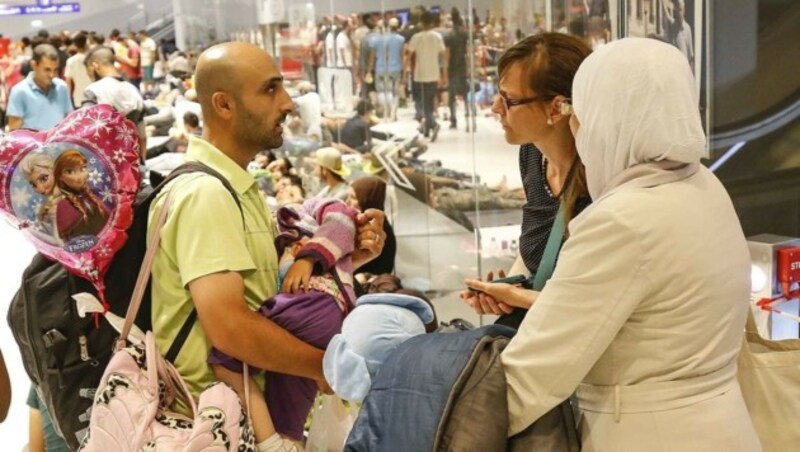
[
  {"x1": 351, "y1": 176, "x2": 386, "y2": 212},
  {"x1": 571, "y1": 38, "x2": 706, "y2": 201}
]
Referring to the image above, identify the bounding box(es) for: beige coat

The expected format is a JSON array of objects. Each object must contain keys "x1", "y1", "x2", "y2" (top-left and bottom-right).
[{"x1": 503, "y1": 167, "x2": 761, "y2": 451}]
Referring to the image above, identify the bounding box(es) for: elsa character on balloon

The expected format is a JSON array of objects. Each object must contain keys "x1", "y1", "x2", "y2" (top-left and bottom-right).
[
  {"x1": 52, "y1": 149, "x2": 109, "y2": 241},
  {"x1": 19, "y1": 152, "x2": 64, "y2": 241}
]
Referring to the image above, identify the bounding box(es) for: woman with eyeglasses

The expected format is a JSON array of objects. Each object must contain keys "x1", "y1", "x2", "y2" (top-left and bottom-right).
[{"x1": 460, "y1": 33, "x2": 592, "y2": 329}]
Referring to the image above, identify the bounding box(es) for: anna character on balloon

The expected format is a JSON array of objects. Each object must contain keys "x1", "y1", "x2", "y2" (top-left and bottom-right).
[{"x1": 53, "y1": 149, "x2": 109, "y2": 241}]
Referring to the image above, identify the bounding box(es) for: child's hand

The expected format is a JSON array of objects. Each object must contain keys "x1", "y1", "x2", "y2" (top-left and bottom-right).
[{"x1": 282, "y1": 258, "x2": 314, "y2": 294}]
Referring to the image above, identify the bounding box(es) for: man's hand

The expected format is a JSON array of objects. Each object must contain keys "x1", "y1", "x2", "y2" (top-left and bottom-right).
[
  {"x1": 316, "y1": 378, "x2": 334, "y2": 395},
  {"x1": 282, "y1": 258, "x2": 314, "y2": 294},
  {"x1": 351, "y1": 209, "x2": 386, "y2": 269}
]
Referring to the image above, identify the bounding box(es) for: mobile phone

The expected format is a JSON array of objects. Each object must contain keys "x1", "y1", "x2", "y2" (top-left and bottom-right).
[{"x1": 468, "y1": 274, "x2": 531, "y2": 293}]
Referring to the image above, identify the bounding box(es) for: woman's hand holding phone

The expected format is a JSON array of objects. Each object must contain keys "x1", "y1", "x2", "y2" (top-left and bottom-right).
[
  {"x1": 461, "y1": 270, "x2": 539, "y2": 314},
  {"x1": 458, "y1": 270, "x2": 511, "y2": 315}
]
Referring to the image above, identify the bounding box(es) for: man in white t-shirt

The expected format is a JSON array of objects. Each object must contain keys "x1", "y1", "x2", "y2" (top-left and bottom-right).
[
  {"x1": 293, "y1": 81, "x2": 322, "y2": 139},
  {"x1": 64, "y1": 32, "x2": 92, "y2": 107},
  {"x1": 407, "y1": 11, "x2": 447, "y2": 141},
  {"x1": 138, "y1": 30, "x2": 158, "y2": 93},
  {"x1": 335, "y1": 19, "x2": 354, "y2": 69},
  {"x1": 324, "y1": 26, "x2": 338, "y2": 67},
  {"x1": 82, "y1": 46, "x2": 146, "y2": 159},
  {"x1": 172, "y1": 88, "x2": 203, "y2": 135}
]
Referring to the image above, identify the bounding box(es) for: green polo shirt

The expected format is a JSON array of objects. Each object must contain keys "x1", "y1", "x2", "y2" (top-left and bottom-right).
[{"x1": 148, "y1": 136, "x2": 279, "y2": 406}]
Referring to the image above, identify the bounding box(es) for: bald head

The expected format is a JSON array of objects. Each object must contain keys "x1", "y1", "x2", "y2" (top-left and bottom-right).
[
  {"x1": 85, "y1": 46, "x2": 115, "y2": 68},
  {"x1": 196, "y1": 42, "x2": 278, "y2": 118},
  {"x1": 194, "y1": 42, "x2": 294, "y2": 155}
]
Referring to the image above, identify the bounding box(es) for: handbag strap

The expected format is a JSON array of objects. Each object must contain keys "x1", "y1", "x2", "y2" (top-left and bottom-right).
[
  {"x1": 118, "y1": 190, "x2": 174, "y2": 350},
  {"x1": 531, "y1": 201, "x2": 566, "y2": 291}
]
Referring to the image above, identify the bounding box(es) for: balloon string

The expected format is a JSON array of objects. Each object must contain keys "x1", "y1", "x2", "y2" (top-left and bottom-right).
[{"x1": 95, "y1": 286, "x2": 111, "y2": 329}]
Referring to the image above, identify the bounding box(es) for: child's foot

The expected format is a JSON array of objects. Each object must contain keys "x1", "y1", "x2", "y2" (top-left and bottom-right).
[{"x1": 256, "y1": 432, "x2": 298, "y2": 452}]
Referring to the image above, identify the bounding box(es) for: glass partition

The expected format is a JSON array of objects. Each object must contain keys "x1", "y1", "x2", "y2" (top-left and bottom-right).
[{"x1": 168, "y1": 0, "x2": 800, "y2": 325}]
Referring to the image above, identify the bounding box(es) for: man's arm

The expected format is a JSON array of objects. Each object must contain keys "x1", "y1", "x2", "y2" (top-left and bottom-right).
[
  {"x1": 65, "y1": 77, "x2": 75, "y2": 104},
  {"x1": 6, "y1": 116, "x2": 22, "y2": 131},
  {"x1": 331, "y1": 141, "x2": 359, "y2": 154},
  {"x1": 189, "y1": 271, "x2": 325, "y2": 381},
  {"x1": 6, "y1": 86, "x2": 24, "y2": 130},
  {"x1": 439, "y1": 37, "x2": 448, "y2": 86},
  {"x1": 367, "y1": 47, "x2": 376, "y2": 76}
]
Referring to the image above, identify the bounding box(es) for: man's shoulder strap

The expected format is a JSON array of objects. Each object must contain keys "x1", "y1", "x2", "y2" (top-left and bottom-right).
[
  {"x1": 149, "y1": 161, "x2": 246, "y2": 364},
  {"x1": 149, "y1": 161, "x2": 245, "y2": 226}
]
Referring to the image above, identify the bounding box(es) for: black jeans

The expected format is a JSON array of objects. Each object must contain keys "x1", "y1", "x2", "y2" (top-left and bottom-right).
[
  {"x1": 414, "y1": 81, "x2": 439, "y2": 136},
  {"x1": 448, "y1": 75, "x2": 474, "y2": 127}
]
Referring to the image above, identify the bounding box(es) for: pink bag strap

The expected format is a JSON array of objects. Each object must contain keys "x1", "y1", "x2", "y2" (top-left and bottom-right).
[
  {"x1": 244, "y1": 363, "x2": 251, "y2": 415},
  {"x1": 117, "y1": 190, "x2": 174, "y2": 351},
  {"x1": 149, "y1": 332, "x2": 199, "y2": 415},
  {"x1": 115, "y1": 189, "x2": 253, "y2": 418}
]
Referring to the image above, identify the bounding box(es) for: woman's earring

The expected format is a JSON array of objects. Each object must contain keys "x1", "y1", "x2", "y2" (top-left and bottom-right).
[{"x1": 547, "y1": 117, "x2": 554, "y2": 126}]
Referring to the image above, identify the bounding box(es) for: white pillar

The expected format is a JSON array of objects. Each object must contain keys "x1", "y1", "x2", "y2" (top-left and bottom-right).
[{"x1": 172, "y1": 0, "x2": 187, "y2": 50}]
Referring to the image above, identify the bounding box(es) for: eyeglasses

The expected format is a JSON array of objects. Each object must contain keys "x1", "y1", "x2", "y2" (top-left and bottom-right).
[{"x1": 496, "y1": 90, "x2": 543, "y2": 111}]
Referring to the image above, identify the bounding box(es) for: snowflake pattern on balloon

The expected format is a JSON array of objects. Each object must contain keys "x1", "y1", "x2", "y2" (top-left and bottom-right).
[
  {"x1": 115, "y1": 127, "x2": 137, "y2": 146},
  {"x1": 85, "y1": 110, "x2": 113, "y2": 138},
  {"x1": 53, "y1": 114, "x2": 84, "y2": 137},
  {"x1": 11, "y1": 186, "x2": 32, "y2": 208},
  {"x1": 112, "y1": 149, "x2": 127, "y2": 165},
  {"x1": 96, "y1": 244, "x2": 112, "y2": 258},
  {"x1": 88, "y1": 168, "x2": 103, "y2": 188},
  {"x1": 100, "y1": 187, "x2": 114, "y2": 204},
  {"x1": 77, "y1": 255, "x2": 98, "y2": 279},
  {"x1": 31, "y1": 199, "x2": 42, "y2": 216}
]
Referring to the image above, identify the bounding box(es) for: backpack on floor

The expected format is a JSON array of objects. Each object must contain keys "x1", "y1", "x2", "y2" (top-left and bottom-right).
[{"x1": 7, "y1": 162, "x2": 242, "y2": 449}]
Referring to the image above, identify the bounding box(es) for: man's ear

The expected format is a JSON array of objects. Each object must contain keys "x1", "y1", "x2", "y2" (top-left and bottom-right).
[{"x1": 211, "y1": 92, "x2": 234, "y2": 120}]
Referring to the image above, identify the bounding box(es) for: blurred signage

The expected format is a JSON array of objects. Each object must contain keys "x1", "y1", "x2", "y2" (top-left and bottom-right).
[
  {"x1": 258, "y1": 0, "x2": 286, "y2": 24},
  {"x1": 0, "y1": 2, "x2": 80, "y2": 16}
]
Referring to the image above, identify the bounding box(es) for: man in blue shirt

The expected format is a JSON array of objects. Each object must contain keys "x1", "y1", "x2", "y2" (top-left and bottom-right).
[
  {"x1": 368, "y1": 18, "x2": 405, "y2": 121},
  {"x1": 6, "y1": 44, "x2": 73, "y2": 131}
]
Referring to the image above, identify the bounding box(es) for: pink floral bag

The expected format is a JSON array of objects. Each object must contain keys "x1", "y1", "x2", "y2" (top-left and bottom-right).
[{"x1": 79, "y1": 191, "x2": 256, "y2": 451}]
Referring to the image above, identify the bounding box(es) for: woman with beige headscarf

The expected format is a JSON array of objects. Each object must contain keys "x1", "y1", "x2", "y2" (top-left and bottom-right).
[{"x1": 470, "y1": 38, "x2": 761, "y2": 450}]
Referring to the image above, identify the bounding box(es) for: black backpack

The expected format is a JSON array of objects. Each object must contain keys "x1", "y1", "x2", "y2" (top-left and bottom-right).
[{"x1": 7, "y1": 162, "x2": 242, "y2": 450}]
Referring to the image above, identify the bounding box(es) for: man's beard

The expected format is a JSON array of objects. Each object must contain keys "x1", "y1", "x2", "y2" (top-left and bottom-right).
[{"x1": 235, "y1": 103, "x2": 284, "y2": 150}]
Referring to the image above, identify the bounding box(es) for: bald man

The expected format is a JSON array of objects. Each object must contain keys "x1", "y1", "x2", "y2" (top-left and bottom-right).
[{"x1": 145, "y1": 43, "x2": 386, "y2": 440}]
